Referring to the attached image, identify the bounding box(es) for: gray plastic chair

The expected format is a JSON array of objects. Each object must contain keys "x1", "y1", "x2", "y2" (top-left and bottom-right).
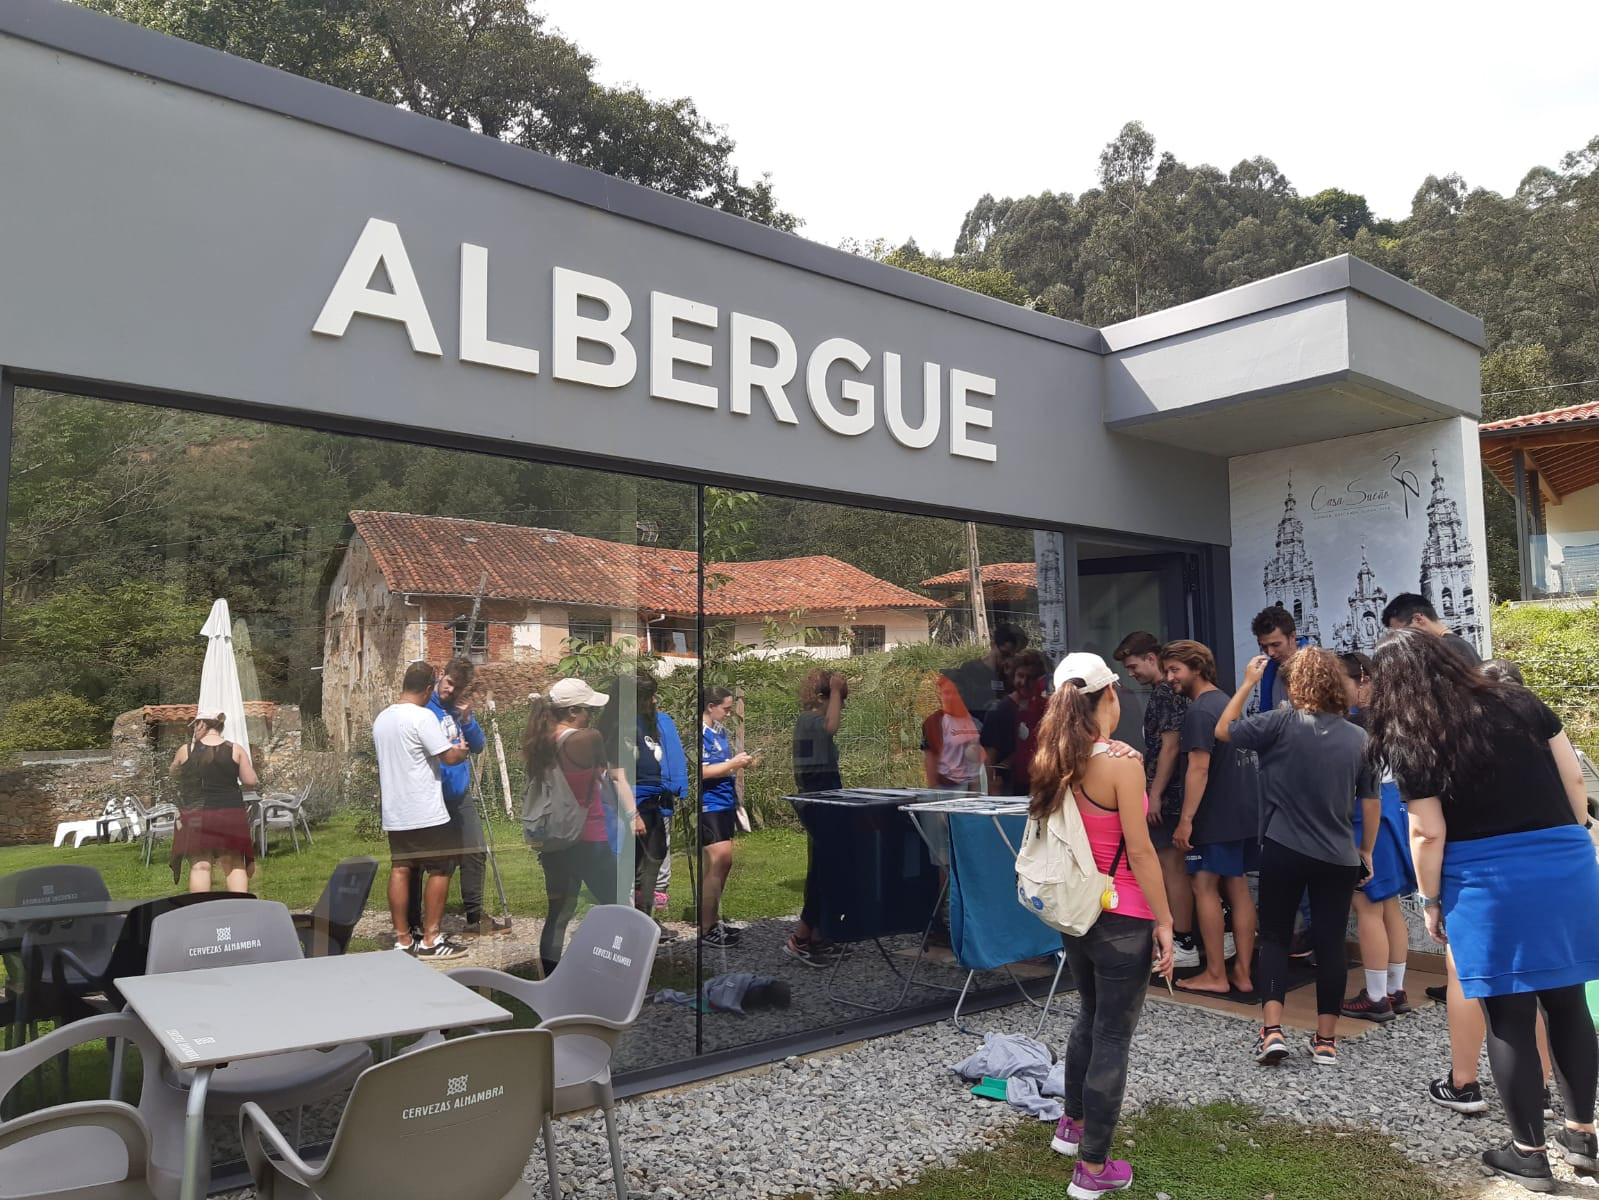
[
  {"x1": 120, "y1": 798, "x2": 178, "y2": 869},
  {"x1": 1, "y1": 866, "x2": 115, "y2": 1061},
  {"x1": 252, "y1": 784, "x2": 314, "y2": 856},
  {"x1": 292, "y1": 858, "x2": 378, "y2": 958},
  {"x1": 0, "y1": 1011, "x2": 186, "y2": 1200},
  {"x1": 443, "y1": 905, "x2": 660, "y2": 1200},
  {"x1": 144, "y1": 900, "x2": 372, "y2": 1169},
  {"x1": 240, "y1": 1028, "x2": 554, "y2": 1200}
]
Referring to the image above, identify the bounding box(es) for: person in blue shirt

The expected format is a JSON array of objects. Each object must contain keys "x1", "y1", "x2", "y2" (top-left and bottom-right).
[
  {"x1": 600, "y1": 673, "x2": 687, "y2": 931},
  {"x1": 406, "y1": 657, "x2": 500, "y2": 939},
  {"x1": 700, "y1": 685, "x2": 754, "y2": 947}
]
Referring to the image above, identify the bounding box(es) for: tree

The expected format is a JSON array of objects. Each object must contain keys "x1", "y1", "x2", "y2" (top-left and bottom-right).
[
  {"x1": 1302, "y1": 188, "x2": 1376, "y2": 238},
  {"x1": 83, "y1": 0, "x2": 796, "y2": 228}
]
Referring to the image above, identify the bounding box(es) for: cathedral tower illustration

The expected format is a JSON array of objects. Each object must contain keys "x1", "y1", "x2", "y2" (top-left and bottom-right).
[
  {"x1": 1262, "y1": 476, "x2": 1322, "y2": 644},
  {"x1": 1420, "y1": 454, "x2": 1480, "y2": 649},
  {"x1": 1332, "y1": 547, "x2": 1387, "y2": 653}
]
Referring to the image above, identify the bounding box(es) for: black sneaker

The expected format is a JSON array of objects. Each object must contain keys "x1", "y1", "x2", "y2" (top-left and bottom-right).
[
  {"x1": 1425, "y1": 983, "x2": 1448, "y2": 1004},
  {"x1": 1341, "y1": 989, "x2": 1396, "y2": 1023},
  {"x1": 1388, "y1": 989, "x2": 1412, "y2": 1014},
  {"x1": 416, "y1": 936, "x2": 468, "y2": 960},
  {"x1": 1481, "y1": 1143, "x2": 1555, "y2": 1192},
  {"x1": 701, "y1": 923, "x2": 740, "y2": 948},
  {"x1": 1554, "y1": 1126, "x2": 1598, "y2": 1171},
  {"x1": 1428, "y1": 1073, "x2": 1487, "y2": 1114}
]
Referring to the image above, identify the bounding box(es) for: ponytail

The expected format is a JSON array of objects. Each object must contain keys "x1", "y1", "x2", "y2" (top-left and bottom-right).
[{"x1": 1027, "y1": 678, "x2": 1106, "y2": 820}]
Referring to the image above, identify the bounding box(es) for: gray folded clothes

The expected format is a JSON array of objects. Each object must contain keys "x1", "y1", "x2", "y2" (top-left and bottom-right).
[
  {"x1": 653, "y1": 971, "x2": 785, "y2": 1014},
  {"x1": 952, "y1": 1031, "x2": 1064, "y2": 1122}
]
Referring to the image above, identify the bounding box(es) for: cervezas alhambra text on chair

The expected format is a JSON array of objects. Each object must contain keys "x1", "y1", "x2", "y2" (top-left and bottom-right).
[
  {"x1": 0, "y1": 1011, "x2": 187, "y2": 1200},
  {"x1": 413, "y1": 905, "x2": 660, "y2": 1200},
  {"x1": 240, "y1": 1028, "x2": 555, "y2": 1200},
  {"x1": 142, "y1": 899, "x2": 372, "y2": 1193}
]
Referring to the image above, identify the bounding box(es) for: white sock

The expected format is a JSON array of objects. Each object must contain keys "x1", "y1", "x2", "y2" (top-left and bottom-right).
[
  {"x1": 1365, "y1": 969, "x2": 1388, "y2": 1001},
  {"x1": 1387, "y1": 962, "x2": 1407, "y2": 994}
]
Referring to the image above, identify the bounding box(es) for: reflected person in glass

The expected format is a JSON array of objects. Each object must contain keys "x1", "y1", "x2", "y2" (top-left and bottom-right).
[
  {"x1": 786, "y1": 670, "x2": 847, "y2": 966},
  {"x1": 699, "y1": 686, "x2": 754, "y2": 947},
  {"x1": 169, "y1": 711, "x2": 259, "y2": 893},
  {"x1": 921, "y1": 673, "x2": 984, "y2": 792}
]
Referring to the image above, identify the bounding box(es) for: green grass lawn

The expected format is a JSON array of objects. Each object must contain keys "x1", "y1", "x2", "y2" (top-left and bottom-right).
[
  {"x1": 828, "y1": 1101, "x2": 1443, "y2": 1200},
  {"x1": 0, "y1": 810, "x2": 810, "y2": 926}
]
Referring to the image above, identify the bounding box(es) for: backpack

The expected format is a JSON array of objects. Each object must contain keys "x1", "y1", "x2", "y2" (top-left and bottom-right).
[
  {"x1": 1015, "y1": 744, "x2": 1126, "y2": 936},
  {"x1": 521, "y1": 729, "x2": 591, "y2": 852}
]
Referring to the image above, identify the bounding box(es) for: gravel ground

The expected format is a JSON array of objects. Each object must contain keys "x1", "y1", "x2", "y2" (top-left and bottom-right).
[{"x1": 527, "y1": 992, "x2": 1595, "y2": 1200}]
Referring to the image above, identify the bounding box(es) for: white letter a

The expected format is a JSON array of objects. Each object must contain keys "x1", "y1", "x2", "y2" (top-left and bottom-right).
[{"x1": 312, "y1": 217, "x2": 442, "y2": 356}]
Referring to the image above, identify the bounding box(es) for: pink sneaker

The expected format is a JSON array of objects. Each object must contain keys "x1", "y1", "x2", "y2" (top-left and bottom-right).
[
  {"x1": 1050, "y1": 1114, "x2": 1084, "y2": 1156},
  {"x1": 1068, "y1": 1159, "x2": 1133, "y2": 1198}
]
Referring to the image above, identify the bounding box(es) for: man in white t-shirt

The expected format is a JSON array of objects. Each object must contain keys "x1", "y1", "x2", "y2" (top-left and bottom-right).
[{"x1": 373, "y1": 660, "x2": 470, "y2": 958}]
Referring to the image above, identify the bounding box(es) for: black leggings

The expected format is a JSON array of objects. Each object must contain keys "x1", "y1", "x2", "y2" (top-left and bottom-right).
[
  {"x1": 1256, "y1": 837, "x2": 1358, "y2": 1016},
  {"x1": 1482, "y1": 986, "x2": 1599, "y2": 1147},
  {"x1": 538, "y1": 840, "x2": 619, "y2": 971}
]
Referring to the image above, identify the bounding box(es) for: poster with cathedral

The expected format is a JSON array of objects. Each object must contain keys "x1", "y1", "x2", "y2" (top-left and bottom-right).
[{"x1": 1228, "y1": 417, "x2": 1490, "y2": 685}]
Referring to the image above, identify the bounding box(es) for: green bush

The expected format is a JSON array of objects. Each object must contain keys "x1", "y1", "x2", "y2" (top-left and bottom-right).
[
  {"x1": 0, "y1": 692, "x2": 105, "y2": 764},
  {"x1": 1492, "y1": 602, "x2": 1599, "y2": 756}
]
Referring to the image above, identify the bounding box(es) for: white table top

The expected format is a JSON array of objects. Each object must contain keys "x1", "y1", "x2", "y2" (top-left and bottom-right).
[
  {"x1": 118, "y1": 950, "x2": 512, "y2": 1069},
  {"x1": 900, "y1": 795, "x2": 1032, "y2": 815}
]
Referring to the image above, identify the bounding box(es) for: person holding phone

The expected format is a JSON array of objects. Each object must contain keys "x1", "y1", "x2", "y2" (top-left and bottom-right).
[
  {"x1": 1215, "y1": 647, "x2": 1379, "y2": 1067},
  {"x1": 700, "y1": 686, "x2": 754, "y2": 947}
]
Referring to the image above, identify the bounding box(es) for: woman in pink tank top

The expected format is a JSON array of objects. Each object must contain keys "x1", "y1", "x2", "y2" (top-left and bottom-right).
[{"x1": 1030, "y1": 652, "x2": 1175, "y2": 1200}]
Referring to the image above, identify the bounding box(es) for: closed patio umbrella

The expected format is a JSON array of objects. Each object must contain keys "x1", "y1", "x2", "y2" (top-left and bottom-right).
[{"x1": 197, "y1": 598, "x2": 252, "y2": 764}]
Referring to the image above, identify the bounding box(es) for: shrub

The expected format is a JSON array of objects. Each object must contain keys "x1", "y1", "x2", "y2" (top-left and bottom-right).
[
  {"x1": 1491, "y1": 602, "x2": 1599, "y2": 756},
  {"x1": 0, "y1": 692, "x2": 105, "y2": 764}
]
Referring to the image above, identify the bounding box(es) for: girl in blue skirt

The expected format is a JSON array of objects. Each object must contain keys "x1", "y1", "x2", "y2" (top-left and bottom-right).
[{"x1": 1366, "y1": 629, "x2": 1599, "y2": 1192}]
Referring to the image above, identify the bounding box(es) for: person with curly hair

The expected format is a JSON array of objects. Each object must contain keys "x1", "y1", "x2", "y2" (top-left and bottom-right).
[
  {"x1": 1215, "y1": 646, "x2": 1380, "y2": 1068},
  {"x1": 1366, "y1": 629, "x2": 1599, "y2": 1189}
]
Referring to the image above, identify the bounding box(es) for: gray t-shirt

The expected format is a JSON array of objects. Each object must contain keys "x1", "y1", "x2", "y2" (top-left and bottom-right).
[
  {"x1": 1442, "y1": 632, "x2": 1481, "y2": 666},
  {"x1": 1227, "y1": 707, "x2": 1378, "y2": 867},
  {"x1": 1179, "y1": 688, "x2": 1261, "y2": 846}
]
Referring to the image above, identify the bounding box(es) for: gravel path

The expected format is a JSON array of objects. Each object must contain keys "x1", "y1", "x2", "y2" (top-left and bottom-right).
[{"x1": 530, "y1": 993, "x2": 1593, "y2": 1199}]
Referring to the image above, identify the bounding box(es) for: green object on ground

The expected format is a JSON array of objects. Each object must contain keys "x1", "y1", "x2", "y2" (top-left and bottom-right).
[{"x1": 969, "y1": 1076, "x2": 1009, "y2": 1101}]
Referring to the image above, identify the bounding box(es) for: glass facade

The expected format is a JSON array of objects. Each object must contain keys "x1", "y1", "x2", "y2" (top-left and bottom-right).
[{"x1": 0, "y1": 383, "x2": 1212, "y2": 1122}]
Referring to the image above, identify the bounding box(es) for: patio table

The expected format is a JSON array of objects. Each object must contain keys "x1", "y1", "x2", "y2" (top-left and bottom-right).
[{"x1": 118, "y1": 949, "x2": 512, "y2": 1200}]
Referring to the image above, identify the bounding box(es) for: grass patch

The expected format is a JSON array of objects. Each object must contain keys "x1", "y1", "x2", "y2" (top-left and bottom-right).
[
  {"x1": 828, "y1": 1101, "x2": 1442, "y2": 1200},
  {"x1": 0, "y1": 813, "x2": 809, "y2": 926}
]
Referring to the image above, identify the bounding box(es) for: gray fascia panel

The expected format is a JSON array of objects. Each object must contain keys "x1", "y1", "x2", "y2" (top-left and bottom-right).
[
  {"x1": 0, "y1": 0, "x2": 1099, "y2": 353},
  {"x1": 1101, "y1": 255, "x2": 1485, "y2": 353}
]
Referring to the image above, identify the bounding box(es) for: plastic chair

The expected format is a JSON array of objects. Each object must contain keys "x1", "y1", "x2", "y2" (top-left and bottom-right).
[
  {"x1": 292, "y1": 858, "x2": 378, "y2": 957},
  {"x1": 144, "y1": 899, "x2": 372, "y2": 1182},
  {"x1": 1, "y1": 867, "x2": 115, "y2": 1058},
  {"x1": 120, "y1": 798, "x2": 178, "y2": 868},
  {"x1": 441, "y1": 906, "x2": 660, "y2": 1200},
  {"x1": 252, "y1": 783, "x2": 314, "y2": 856},
  {"x1": 240, "y1": 1028, "x2": 554, "y2": 1200},
  {"x1": 0, "y1": 1011, "x2": 187, "y2": 1200}
]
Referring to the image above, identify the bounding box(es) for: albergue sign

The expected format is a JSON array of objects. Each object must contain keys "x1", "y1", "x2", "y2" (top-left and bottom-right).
[{"x1": 312, "y1": 218, "x2": 999, "y2": 462}]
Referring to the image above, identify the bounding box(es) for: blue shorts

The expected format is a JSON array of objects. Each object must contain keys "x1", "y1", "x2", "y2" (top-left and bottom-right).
[{"x1": 1185, "y1": 838, "x2": 1259, "y2": 878}]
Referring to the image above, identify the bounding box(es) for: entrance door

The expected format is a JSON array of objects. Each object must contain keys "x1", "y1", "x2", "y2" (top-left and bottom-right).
[{"x1": 1077, "y1": 552, "x2": 1195, "y2": 744}]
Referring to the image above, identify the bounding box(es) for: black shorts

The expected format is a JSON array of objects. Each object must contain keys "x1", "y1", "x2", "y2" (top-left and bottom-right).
[
  {"x1": 388, "y1": 823, "x2": 459, "y2": 876},
  {"x1": 699, "y1": 808, "x2": 737, "y2": 847}
]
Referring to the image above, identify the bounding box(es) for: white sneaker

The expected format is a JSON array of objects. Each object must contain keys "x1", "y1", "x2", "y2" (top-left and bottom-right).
[
  {"x1": 1173, "y1": 943, "x2": 1200, "y2": 970},
  {"x1": 1223, "y1": 933, "x2": 1237, "y2": 961}
]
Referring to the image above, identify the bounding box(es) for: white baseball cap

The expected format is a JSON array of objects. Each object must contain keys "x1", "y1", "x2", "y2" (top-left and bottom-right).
[
  {"x1": 546, "y1": 678, "x2": 610, "y2": 709},
  {"x1": 1053, "y1": 652, "x2": 1118, "y2": 693}
]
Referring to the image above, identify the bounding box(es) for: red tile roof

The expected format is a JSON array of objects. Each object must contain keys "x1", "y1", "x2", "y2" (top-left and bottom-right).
[
  {"x1": 347, "y1": 512, "x2": 937, "y2": 617},
  {"x1": 919, "y1": 562, "x2": 1038, "y2": 589},
  {"x1": 1480, "y1": 399, "x2": 1599, "y2": 433},
  {"x1": 144, "y1": 702, "x2": 279, "y2": 724}
]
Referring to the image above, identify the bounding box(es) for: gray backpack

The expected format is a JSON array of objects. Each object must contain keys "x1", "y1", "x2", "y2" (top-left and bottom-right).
[{"x1": 521, "y1": 729, "x2": 590, "y2": 852}]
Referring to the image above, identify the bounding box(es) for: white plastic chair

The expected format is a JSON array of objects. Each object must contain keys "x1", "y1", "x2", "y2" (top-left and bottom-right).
[
  {"x1": 0, "y1": 1012, "x2": 187, "y2": 1200},
  {"x1": 436, "y1": 906, "x2": 660, "y2": 1200},
  {"x1": 53, "y1": 800, "x2": 137, "y2": 849},
  {"x1": 240, "y1": 1028, "x2": 554, "y2": 1200}
]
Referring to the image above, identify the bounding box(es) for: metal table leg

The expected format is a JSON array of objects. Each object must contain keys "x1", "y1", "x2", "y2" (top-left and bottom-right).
[{"x1": 179, "y1": 1065, "x2": 211, "y2": 1200}]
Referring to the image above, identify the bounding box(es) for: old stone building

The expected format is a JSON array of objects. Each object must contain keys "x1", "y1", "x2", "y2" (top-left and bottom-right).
[{"x1": 321, "y1": 512, "x2": 939, "y2": 750}]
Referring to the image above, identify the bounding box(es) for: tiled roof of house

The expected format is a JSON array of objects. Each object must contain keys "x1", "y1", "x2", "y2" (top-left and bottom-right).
[
  {"x1": 919, "y1": 562, "x2": 1038, "y2": 589},
  {"x1": 144, "y1": 702, "x2": 279, "y2": 724},
  {"x1": 346, "y1": 512, "x2": 937, "y2": 617},
  {"x1": 1480, "y1": 399, "x2": 1599, "y2": 433}
]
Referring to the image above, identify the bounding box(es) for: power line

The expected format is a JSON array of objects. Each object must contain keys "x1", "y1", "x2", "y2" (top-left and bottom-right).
[{"x1": 1482, "y1": 377, "x2": 1599, "y2": 399}]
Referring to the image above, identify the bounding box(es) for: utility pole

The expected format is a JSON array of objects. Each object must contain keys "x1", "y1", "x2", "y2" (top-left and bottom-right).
[{"x1": 965, "y1": 521, "x2": 990, "y2": 644}]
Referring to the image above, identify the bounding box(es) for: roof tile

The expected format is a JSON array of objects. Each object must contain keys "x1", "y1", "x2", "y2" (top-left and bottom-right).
[{"x1": 1480, "y1": 399, "x2": 1599, "y2": 432}]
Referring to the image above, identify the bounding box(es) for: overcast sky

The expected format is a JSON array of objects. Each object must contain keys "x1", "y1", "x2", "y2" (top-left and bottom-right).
[{"x1": 541, "y1": 1, "x2": 1599, "y2": 255}]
